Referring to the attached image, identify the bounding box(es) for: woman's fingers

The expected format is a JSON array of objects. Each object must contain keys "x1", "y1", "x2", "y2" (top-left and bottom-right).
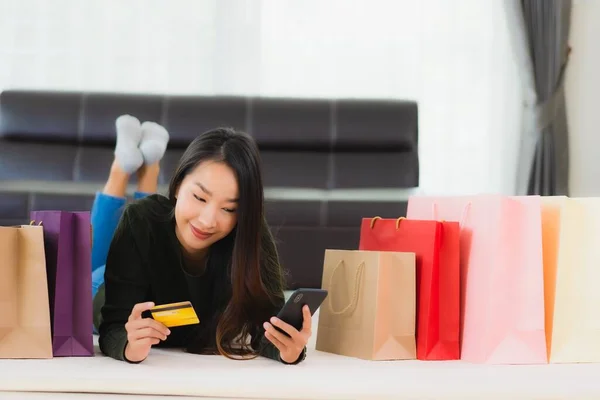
[
  {"x1": 125, "y1": 318, "x2": 170, "y2": 345},
  {"x1": 269, "y1": 317, "x2": 305, "y2": 345},
  {"x1": 141, "y1": 319, "x2": 171, "y2": 336},
  {"x1": 126, "y1": 318, "x2": 170, "y2": 336},
  {"x1": 126, "y1": 301, "x2": 170, "y2": 342},
  {"x1": 129, "y1": 327, "x2": 168, "y2": 341},
  {"x1": 128, "y1": 302, "x2": 155, "y2": 321},
  {"x1": 264, "y1": 321, "x2": 295, "y2": 347},
  {"x1": 264, "y1": 330, "x2": 286, "y2": 353},
  {"x1": 301, "y1": 305, "x2": 312, "y2": 335}
]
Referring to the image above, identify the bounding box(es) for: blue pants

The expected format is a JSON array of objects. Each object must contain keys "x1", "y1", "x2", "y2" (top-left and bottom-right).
[{"x1": 91, "y1": 191, "x2": 150, "y2": 300}]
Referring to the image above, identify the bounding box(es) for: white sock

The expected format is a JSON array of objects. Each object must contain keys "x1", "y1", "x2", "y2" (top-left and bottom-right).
[
  {"x1": 139, "y1": 121, "x2": 170, "y2": 165},
  {"x1": 114, "y1": 115, "x2": 144, "y2": 174}
]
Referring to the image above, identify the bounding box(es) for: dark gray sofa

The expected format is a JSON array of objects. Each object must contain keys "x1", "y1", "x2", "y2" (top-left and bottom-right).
[{"x1": 0, "y1": 90, "x2": 419, "y2": 289}]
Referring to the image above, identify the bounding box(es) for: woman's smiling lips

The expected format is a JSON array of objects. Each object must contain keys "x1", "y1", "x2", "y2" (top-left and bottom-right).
[{"x1": 190, "y1": 224, "x2": 213, "y2": 240}]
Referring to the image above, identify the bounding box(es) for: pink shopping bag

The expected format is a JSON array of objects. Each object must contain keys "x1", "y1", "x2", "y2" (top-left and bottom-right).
[{"x1": 406, "y1": 194, "x2": 547, "y2": 364}]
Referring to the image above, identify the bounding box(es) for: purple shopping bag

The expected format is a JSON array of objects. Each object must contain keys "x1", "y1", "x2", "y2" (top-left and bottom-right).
[{"x1": 30, "y1": 210, "x2": 94, "y2": 357}]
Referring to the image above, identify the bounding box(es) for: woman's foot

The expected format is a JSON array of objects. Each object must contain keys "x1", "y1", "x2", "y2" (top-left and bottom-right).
[
  {"x1": 139, "y1": 121, "x2": 170, "y2": 165},
  {"x1": 114, "y1": 115, "x2": 144, "y2": 174}
]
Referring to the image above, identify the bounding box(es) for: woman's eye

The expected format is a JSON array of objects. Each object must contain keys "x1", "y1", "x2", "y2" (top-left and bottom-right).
[
  {"x1": 223, "y1": 208, "x2": 236, "y2": 213},
  {"x1": 193, "y1": 194, "x2": 206, "y2": 203}
]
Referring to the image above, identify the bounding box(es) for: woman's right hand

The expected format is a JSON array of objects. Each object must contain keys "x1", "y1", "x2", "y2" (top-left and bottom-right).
[{"x1": 124, "y1": 302, "x2": 171, "y2": 362}]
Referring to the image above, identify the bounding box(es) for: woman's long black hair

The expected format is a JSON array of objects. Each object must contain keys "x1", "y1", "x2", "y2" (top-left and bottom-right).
[{"x1": 168, "y1": 127, "x2": 285, "y2": 358}]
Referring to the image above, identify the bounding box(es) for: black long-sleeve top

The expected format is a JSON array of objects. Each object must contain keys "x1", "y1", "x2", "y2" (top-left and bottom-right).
[{"x1": 96, "y1": 194, "x2": 301, "y2": 364}]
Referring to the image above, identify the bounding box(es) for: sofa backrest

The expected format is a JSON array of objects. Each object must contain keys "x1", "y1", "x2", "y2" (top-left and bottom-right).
[
  {"x1": 0, "y1": 90, "x2": 419, "y2": 190},
  {"x1": 0, "y1": 90, "x2": 418, "y2": 150}
]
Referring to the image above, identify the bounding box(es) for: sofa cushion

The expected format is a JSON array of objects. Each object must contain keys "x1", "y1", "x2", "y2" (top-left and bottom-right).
[
  {"x1": 261, "y1": 151, "x2": 329, "y2": 188},
  {"x1": 335, "y1": 100, "x2": 417, "y2": 150},
  {"x1": 75, "y1": 147, "x2": 114, "y2": 183},
  {"x1": 332, "y1": 151, "x2": 419, "y2": 188},
  {"x1": 273, "y1": 226, "x2": 359, "y2": 288},
  {"x1": 265, "y1": 200, "x2": 323, "y2": 228},
  {"x1": 160, "y1": 149, "x2": 186, "y2": 186},
  {"x1": 0, "y1": 141, "x2": 77, "y2": 181},
  {"x1": 251, "y1": 99, "x2": 331, "y2": 149},
  {"x1": 0, "y1": 192, "x2": 29, "y2": 222},
  {"x1": 81, "y1": 93, "x2": 164, "y2": 145},
  {"x1": 164, "y1": 96, "x2": 248, "y2": 147},
  {"x1": 0, "y1": 90, "x2": 81, "y2": 142}
]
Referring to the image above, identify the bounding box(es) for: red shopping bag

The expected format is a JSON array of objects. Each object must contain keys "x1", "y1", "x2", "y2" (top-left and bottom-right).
[{"x1": 359, "y1": 216, "x2": 460, "y2": 360}]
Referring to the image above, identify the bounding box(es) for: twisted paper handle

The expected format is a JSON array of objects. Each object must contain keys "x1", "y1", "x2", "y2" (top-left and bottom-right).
[
  {"x1": 369, "y1": 216, "x2": 405, "y2": 230},
  {"x1": 327, "y1": 259, "x2": 365, "y2": 316}
]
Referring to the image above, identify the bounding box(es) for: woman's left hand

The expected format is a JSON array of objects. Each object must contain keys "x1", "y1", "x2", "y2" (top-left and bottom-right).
[{"x1": 264, "y1": 305, "x2": 311, "y2": 364}]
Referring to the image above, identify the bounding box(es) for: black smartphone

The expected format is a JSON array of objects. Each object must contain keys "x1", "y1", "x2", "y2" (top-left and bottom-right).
[{"x1": 274, "y1": 288, "x2": 328, "y2": 336}]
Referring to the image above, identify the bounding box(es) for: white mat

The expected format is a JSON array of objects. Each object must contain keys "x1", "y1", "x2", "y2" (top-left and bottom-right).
[
  {"x1": 0, "y1": 393, "x2": 196, "y2": 400},
  {"x1": 2, "y1": 336, "x2": 600, "y2": 400}
]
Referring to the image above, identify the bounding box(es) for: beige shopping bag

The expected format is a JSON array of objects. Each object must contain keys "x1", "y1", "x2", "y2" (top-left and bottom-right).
[
  {"x1": 316, "y1": 249, "x2": 416, "y2": 360},
  {"x1": 542, "y1": 197, "x2": 600, "y2": 363},
  {"x1": 0, "y1": 224, "x2": 53, "y2": 359}
]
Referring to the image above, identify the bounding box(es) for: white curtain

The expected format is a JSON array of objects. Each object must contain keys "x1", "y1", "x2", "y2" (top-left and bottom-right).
[
  {"x1": 0, "y1": 0, "x2": 219, "y2": 94},
  {"x1": 0, "y1": 0, "x2": 522, "y2": 196}
]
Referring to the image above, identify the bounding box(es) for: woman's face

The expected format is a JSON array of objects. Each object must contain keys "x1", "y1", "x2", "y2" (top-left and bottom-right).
[{"x1": 174, "y1": 160, "x2": 239, "y2": 258}]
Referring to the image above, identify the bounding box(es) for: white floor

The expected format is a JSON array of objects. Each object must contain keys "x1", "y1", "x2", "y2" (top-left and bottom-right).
[
  {"x1": 2, "y1": 331, "x2": 600, "y2": 399},
  {"x1": 0, "y1": 394, "x2": 205, "y2": 400},
  {"x1": 2, "y1": 302, "x2": 600, "y2": 399}
]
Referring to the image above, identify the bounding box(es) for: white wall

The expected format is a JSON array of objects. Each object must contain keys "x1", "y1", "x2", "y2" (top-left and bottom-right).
[
  {"x1": 0, "y1": 0, "x2": 522, "y2": 196},
  {"x1": 566, "y1": 0, "x2": 600, "y2": 197}
]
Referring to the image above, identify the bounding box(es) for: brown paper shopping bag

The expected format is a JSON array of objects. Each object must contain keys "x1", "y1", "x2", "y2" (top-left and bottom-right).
[
  {"x1": 316, "y1": 249, "x2": 416, "y2": 360},
  {"x1": 0, "y1": 224, "x2": 53, "y2": 359}
]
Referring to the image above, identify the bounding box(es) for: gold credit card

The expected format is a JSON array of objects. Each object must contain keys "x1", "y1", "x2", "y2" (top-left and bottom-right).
[{"x1": 144, "y1": 301, "x2": 200, "y2": 327}]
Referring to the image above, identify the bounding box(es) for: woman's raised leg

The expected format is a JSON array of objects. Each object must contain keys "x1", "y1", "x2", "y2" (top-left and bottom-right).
[
  {"x1": 133, "y1": 162, "x2": 161, "y2": 200},
  {"x1": 91, "y1": 118, "x2": 169, "y2": 303},
  {"x1": 90, "y1": 114, "x2": 144, "y2": 272},
  {"x1": 91, "y1": 160, "x2": 131, "y2": 274}
]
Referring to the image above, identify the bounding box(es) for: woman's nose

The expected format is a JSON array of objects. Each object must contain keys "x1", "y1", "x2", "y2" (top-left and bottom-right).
[{"x1": 197, "y1": 209, "x2": 217, "y2": 230}]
